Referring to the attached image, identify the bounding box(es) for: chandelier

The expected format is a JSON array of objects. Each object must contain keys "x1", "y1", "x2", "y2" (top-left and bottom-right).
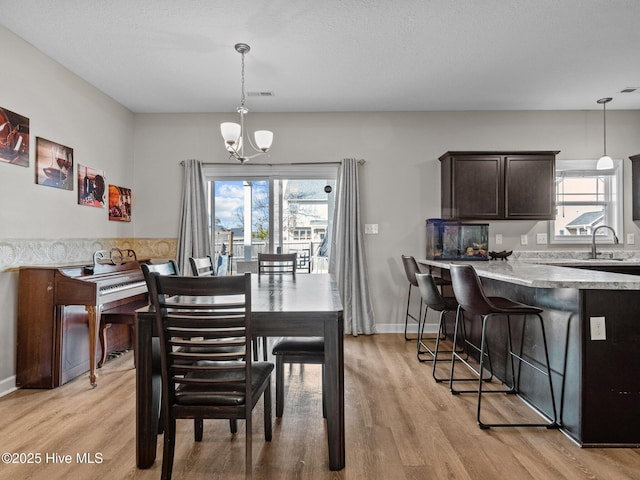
[
  {"x1": 595, "y1": 97, "x2": 613, "y2": 170},
  {"x1": 220, "y1": 43, "x2": 273, "y2": 164}
]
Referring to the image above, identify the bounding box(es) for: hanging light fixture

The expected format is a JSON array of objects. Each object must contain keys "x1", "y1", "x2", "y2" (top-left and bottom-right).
[
  {"x1": 220, "y1": 43, "x2": 273, "y2": 164},
  {"x1": 596, "y1": 97, "x2": 614, "y2": 170}
]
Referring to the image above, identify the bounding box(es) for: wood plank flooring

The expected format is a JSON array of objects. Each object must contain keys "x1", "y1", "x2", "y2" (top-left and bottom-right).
[{"x1": 1, "y1": 334, "x2": 639, "y2": 479}]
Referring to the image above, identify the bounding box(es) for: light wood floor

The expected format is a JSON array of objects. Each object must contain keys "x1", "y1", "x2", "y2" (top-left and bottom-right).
[{"x1": 1, "y1": 334, "x2": 639, "y2": 480}]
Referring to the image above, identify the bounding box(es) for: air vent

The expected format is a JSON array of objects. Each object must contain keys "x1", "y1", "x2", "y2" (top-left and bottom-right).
[
  {"x1": 620, "y1": 87, "x2": 638, "y2": 93},
  {"x1": 247, "y1": 91, "x2": 274, "y2": 97}
]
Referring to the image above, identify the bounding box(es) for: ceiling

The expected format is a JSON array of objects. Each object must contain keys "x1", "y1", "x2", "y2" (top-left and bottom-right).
[{"x1": 1, "y1": 0, "x2": 639, "y2": 113}]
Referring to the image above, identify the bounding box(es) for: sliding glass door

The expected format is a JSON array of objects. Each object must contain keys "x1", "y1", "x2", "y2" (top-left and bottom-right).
[{"x1": 207, "y1": 166, "x2": 337, "y2": 274}]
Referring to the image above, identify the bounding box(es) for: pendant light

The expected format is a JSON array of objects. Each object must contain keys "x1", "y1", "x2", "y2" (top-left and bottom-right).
[
  {"x1": 220, "y1": 43, "x2": 273, "y2": 164},
  {"x1": 596, "y1": 97, "x2": 613, "y2": 170}
]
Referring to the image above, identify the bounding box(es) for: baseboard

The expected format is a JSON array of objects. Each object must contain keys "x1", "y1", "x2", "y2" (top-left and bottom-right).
[
  {"x1": 374, "y1": 323, "x2": 440, "y2": 334},
  {"x1": 0, "y1": 375, "x2": 17, "y2": 398}
]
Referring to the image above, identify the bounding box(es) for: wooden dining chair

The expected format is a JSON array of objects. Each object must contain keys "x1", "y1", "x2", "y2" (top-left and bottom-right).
[
  {"x1": 141, "y1": 259, "x2": 179, "y2": 281},
  {"x1": 148, "y1": 272, "x2": 272, "y2": 480},
  {"x1": 189, "y1": 255, "x2": 215, "y2": 276},
  {"x1": 143, "y1": 260, "x2": 240, "y2": 438},
  {"x1": 258, "y1": 252, "x2": 326, "y2": 418},
  {"x1": 257, "y1": 252, "x2": 297, "y2": 274},
  {"x1": 255, "y1": 252, "x2": 298, "y2": 360}
]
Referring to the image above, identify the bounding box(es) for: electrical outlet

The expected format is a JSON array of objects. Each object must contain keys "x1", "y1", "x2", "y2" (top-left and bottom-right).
[
  {"x1": 536, "y1": 233, "x2": 548, "y2": 244},
  {"x1": 627, "y1": 233, "x2": 635, "y2": 245},
  {"x1": 495, "y1": 234, "x2": 503, "y2": 245},
  {"x1": 520, "y1": 234, "x2": 528, "y2": 245},
  {"x1": 590, "y1": 316, "x2": 606, "y2": 341}
]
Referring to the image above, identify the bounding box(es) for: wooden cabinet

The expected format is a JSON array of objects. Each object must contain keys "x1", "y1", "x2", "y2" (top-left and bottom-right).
[
  {"x1": 439, "y1": 151, "x2": 558, "y2": 220},
  {"x1": 630, "y1": 154, "x2": 640, "y2": 220}
]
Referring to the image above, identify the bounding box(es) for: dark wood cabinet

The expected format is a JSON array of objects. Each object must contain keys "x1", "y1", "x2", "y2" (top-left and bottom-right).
[
  {"x1": 439, "y1": 151, "x2": 559, "y2": 220},
  {"x1": 630, "y1": 154, "x2": 640, "y2": 220}
]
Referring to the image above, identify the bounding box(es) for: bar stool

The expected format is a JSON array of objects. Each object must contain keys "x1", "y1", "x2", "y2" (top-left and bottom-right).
[
  {"x1": 401, "y1": 255, "x2": 450, "y2": 343},
  {"x1": 448, "y1": 264, "x2": 558, "y2": 429},
  {"x1": 415, "y1": 273, "x2": 459, "y2": 381}
]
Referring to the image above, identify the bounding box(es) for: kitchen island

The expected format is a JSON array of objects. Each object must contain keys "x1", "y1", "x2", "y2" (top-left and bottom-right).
[{"x1": 420, "y1": 258, "x2": 640, "y2": 447}]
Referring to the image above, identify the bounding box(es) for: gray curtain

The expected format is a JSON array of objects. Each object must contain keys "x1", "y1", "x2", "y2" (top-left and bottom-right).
[
  {"x1": 176, "y1": 159, "x2": 211, "y2": 275},
  {"x1": 329, "y1": 158, "x2": 376, "y2": 335}
]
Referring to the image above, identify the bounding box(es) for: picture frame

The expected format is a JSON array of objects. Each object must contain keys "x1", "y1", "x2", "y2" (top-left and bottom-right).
[
  {"x1": 35, "y1": 137, "x2": 74, "y2": 190},
  {"x1": 108, "y1": 184, "x2": 132, "y2": 222},
  {"x1": 78, "y1": 164, "x2": 106, "y2": 207},
  {"x1": 0, "y1": 106, "x2": 30, "y2": 167}
]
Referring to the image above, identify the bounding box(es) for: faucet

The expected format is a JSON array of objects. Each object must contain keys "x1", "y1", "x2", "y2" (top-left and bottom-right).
[{"x1": 591, "y1": 225, "x2": 619, "y2": 259}]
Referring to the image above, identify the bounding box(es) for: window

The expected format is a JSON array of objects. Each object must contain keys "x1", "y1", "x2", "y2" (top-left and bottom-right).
[
  {"x1": 204, "y1": 164, "x2": 338, "y2": 273},
  {"x1": 551, "y1": 159, "x2": 623, "y2": 244}
]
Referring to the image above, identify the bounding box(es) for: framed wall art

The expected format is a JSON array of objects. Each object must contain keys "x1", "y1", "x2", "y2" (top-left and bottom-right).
[
  {"x1": 108, "y1": 184, "x2": 132, "y2": 222},
  {"x1": 0, "y1": 106, "x2": 30, "y2": 167},
  {"x1": 36, "y1": 137, "x2": 74, "y2": 190},
  {"x1": 78, "y1": 164, "x2": 106, "y2": 207}
]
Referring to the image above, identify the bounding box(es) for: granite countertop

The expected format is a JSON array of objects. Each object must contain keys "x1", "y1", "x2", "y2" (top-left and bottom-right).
[
  {"x1": 418, "y1": 258, "x2": 640, "y2": 290},
  {"x1": 525, "y1": 258, "x2": 640, "y2": 266}
]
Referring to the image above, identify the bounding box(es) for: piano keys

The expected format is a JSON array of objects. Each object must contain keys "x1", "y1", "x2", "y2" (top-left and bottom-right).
[{"x1": 17, "y1": 249, "x2": 148, "y2": 388}]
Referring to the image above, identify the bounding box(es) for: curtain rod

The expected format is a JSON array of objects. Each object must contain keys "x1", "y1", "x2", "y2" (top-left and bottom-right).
[{"x1": 180, "y1": 159, "x2": 366, "y2": 166}]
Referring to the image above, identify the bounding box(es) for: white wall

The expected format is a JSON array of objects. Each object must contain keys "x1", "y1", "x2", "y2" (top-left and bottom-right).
[
  {"x1": 133, "y1": 110, "x2": 640, "y2": 334},
  {"x1": 0, "y1": 26, "x2": 135, "y2": 393}
]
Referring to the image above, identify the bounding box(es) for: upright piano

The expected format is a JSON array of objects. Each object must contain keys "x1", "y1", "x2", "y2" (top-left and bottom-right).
[{"x1": 17, "y1": 249, "x2": 148, "y2": 388}]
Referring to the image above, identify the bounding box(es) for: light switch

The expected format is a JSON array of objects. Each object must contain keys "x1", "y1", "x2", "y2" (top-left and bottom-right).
[
  {"x1": 495, "y1": 234, "x2": 503, "y2": 245},
  {"x1": 364, "y1": 224, "x2": 379, "y2": 235},
  {"x1": 520, "y1": 234, "x2": 528, "y2": 245},
  {"x1": 590, "y1": 316, "x2": 606, "y2": 341}
]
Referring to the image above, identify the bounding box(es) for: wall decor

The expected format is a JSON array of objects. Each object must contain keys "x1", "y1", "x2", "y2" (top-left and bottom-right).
[
  {"x1": 108, "y1": 184, "x2": 132, "y2": 222},
  {"x1": 0, "y1": 106, "x2": 30, "y2": 167},
  {"x1": 36, "y1": 137, "x2": 74, "y2": 190},
  {"x1": 78, "y1": 164, "x2": 106, "y2": 207}
]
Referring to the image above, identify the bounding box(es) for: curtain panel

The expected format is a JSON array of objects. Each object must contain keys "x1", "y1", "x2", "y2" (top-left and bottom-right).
[
  {"x1": 329, "y1": 158, "x2": 375, "y2": 335},
  {"x1": 176, "y1": 159, "x2": 211, "y2": 275}
]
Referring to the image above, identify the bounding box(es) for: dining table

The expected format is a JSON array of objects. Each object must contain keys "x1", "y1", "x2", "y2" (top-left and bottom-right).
[{"x1": 135, "y1": 273, "x2": 345, "y2": 471}]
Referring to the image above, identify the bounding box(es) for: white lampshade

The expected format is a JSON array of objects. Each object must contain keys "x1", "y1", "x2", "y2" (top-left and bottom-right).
[
  {"x1": 596, "y1": 155, "x2": 614, "y2": 170},
  {"x1": 220, "y1": 122, "x2": 241, "y2": 146},
  {"x1": 254, "y1": 130, "x2": 273, "y2": 152}
]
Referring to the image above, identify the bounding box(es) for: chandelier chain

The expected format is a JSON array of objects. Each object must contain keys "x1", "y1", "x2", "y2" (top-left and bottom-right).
[
  {"x1": 240, "y1": 50, "x2": 246, "y2": 108},
  {"x1": 603, "y1": 101, "x2": 607, "y2": 155}
]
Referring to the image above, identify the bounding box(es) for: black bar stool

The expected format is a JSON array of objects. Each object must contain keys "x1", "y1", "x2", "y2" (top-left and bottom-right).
[
  {"x1": 414, "y1": 273, "x2": 460, "y2": 381},
  {"x1": 401, "y1": 255, "x2": 450, "y2": 343},
  {"x1": 448, "y1": 264, "x2": 558, "y2": 429}
]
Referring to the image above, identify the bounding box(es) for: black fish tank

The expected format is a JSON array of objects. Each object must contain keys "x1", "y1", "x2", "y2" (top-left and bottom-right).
[{"x1": 426, "y1": 219, "x2": 489, "y2": 260}]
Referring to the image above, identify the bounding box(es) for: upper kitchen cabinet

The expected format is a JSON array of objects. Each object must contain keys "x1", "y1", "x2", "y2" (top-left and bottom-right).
[{"x1": 439, "y1": 151, "x2": 559, "y2": 220}]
